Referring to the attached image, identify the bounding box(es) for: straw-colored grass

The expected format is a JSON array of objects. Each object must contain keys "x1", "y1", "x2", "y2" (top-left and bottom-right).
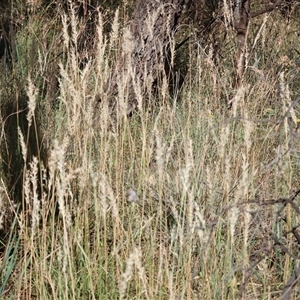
[{"x1": 1, "y1": 1, "x2": 300, "y2": 299}]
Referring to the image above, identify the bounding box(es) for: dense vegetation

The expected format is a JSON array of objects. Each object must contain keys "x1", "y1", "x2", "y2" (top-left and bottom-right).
[{"x1": 0, "y1": 0, "x2": 300, "y2": 299}]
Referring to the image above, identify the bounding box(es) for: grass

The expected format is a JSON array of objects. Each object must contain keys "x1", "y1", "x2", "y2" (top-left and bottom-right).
[{"x1": 0, "y1": 1, "x2": 300, "y2": 299}]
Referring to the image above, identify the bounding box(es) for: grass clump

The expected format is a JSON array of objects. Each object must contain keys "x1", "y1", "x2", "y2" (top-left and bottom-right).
[{"x1": 0, "y1": 1, "x2": 300, "y2": 299}]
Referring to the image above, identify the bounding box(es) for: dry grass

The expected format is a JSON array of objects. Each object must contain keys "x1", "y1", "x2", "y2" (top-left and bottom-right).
[{"x1": 0, "y1": 1, "x2": 300, "y2": 299}]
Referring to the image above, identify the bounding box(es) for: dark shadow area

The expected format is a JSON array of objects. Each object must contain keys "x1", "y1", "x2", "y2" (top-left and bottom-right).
[{"x1": 0, "y1": 91, "x2": 49, "y2": 251}]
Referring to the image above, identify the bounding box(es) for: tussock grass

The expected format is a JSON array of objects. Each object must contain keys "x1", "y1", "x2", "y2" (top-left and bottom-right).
[{"x1": 0, "y1": 2, "x2": 300, "y2": 299}]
